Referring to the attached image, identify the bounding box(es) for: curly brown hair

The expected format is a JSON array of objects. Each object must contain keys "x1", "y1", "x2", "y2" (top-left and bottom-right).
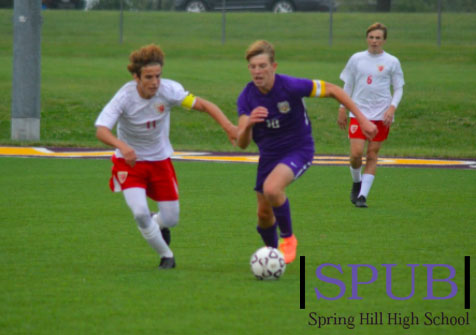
[{"x1": 127, "y1": 44, "x2": 165, "y2": 76}]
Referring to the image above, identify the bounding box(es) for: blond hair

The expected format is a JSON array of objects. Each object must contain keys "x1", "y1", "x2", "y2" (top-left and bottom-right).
[{"x1": 245, "y1": 40, "x2": 275, "y2": 63}]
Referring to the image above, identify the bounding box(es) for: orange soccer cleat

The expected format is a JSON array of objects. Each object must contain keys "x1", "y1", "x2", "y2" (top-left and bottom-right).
[{"x1": 279, "y1": 234, "x2": 298, "y2": 264}]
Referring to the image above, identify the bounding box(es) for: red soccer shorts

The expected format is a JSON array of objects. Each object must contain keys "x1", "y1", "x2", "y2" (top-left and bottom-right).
[
  {"x1": 109, "y1": 155, "x2": 179, "y2": 201},
  {"x1": 348, "y1": 117, "x2": 390, "y2": 142}
]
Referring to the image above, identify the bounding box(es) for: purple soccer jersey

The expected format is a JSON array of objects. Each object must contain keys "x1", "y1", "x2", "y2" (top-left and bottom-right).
[{"x1": 237, "y1": 74, "x2": 315, "y2": 158}]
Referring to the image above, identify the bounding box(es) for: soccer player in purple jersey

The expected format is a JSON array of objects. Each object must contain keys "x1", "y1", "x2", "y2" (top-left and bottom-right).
[{"x1": 236, "y1": 40, "x2": 377, "y2": 264}]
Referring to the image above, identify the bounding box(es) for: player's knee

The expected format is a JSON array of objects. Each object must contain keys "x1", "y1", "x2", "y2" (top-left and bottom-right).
[
  {"x1": 350, "y1": 155, "x2": 362, "y2": 166},
  {"x1": 131, "y1": 207, "x2": 151, "y2": 229},
  {"x1": 262, "y1": 185, "x2": 280, "y2": 204},
  {"x1": 161, "y1": 210, "x2": 179, "y2": 228},
  {"x1": 158, "y1": 201, "x2": 180, "y2": 228},
  {"x1": 366, "y1": 152, "x2": 379, "y2": 164}
]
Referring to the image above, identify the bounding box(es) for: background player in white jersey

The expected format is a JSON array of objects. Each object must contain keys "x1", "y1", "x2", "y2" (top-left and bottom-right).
[
  {"x1": 95, "y1": 44, "x2": 237, "y2": 269},
  {"x1": 338, "y1": 22, "x2": 405, "y2": 208}
]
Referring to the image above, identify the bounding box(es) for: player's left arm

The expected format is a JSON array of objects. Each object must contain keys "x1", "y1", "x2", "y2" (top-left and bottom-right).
[
  {"x1": 383, "y1": 86, "x2": 403, "y2": 127},
  {"x1": 190, "y1": 96, "x2": 238, "y2": 145},
  {"x1": 383, "y1": 59, "x2": 405, "y2": 127}
]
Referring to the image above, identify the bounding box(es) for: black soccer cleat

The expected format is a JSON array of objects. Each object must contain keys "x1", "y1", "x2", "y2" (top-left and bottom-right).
[
  {"x1": 158, "y1": 257, "x2": 176, "y2": 270},
  {"x1": 350, "y1": 182, "x2": 362, "y2": 204},
  {"x1": 161, "y1": 227, "x2": 171, "y2": 246},
  {"x1": 355, "y1": 195, "x2": 368, "y2": 208}
]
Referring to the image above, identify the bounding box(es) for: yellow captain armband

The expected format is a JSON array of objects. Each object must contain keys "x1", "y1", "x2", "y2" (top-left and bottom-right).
[
  {"x1": 310, "y1": 80, "x2": 326, "y2": 98},
  {"x1": 181, "y1": 93, "x2": 196, "y2": 110}
]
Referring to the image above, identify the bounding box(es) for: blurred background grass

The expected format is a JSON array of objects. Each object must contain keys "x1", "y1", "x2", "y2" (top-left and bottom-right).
[{"x1": 0, "y1": 10, "x2": 475, "y2": 157}]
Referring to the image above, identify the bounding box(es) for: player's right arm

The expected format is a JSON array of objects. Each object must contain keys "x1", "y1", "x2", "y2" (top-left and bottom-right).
[
  {"x1": 237, "y1": 107, "x2": 268, "y2": 149},
  {"x1": 95, "y1": 87, "x2": 137, "y2": 167},
  {"x1": 96, "y1": 126, "x2": 137, "y2": 167}
]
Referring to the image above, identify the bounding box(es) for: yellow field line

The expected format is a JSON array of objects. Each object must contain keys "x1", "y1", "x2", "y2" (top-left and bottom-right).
[{"x1": 0, "y1": 146, "x2": 475, "y2": 168}]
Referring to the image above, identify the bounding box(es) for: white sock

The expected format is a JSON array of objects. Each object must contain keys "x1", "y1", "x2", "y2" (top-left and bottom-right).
[
  {"x1": 152, "y1": 213, "x2": 162, "y2": 228},
  {"x1": 139, "y1": 222, "x2": 173, "y2": 258},
  {"x1": 123, "y1": 188, "x2": 173, "y2": 258},
  {"x1": 350, "y1": 166, "x2": 362, "y2": 183},
  {"x1": 359, "y1": 174, "x2": 375, "y2": 198}
]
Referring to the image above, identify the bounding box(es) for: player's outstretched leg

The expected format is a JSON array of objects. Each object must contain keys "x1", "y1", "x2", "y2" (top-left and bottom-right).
[{"x1": 123, "y1": 188, "x2": 175, "y2": 269}]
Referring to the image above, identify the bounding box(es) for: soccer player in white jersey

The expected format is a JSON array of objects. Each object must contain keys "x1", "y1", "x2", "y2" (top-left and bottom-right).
[
  {"x1": 338, "y1": 23, "x2": 405, "y2": 208},
  {"x1": 95, "y1": 44, "x2": 237, "y2": 269}
]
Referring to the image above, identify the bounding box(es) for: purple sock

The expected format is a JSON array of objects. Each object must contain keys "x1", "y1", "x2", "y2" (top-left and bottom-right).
[
  {"x1": 257, "y1": 222, "x2": 278, "y2": 248},
  {"x1": 273, "y1": 198, "x2": 292, "y2": 238}
]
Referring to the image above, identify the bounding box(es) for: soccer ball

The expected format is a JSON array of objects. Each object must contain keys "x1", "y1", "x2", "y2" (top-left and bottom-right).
[{"x1": 250, "y1": 246, "x2": 286, "y2": 280}]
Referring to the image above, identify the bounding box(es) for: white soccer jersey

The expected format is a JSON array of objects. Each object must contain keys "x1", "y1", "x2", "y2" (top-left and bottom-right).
[
  {"x1": 340, "y1": 51, "x2": 405, "y2": 120},
  {"x1": 95, "y1": 79, "x2": 195, "y2": 161}
]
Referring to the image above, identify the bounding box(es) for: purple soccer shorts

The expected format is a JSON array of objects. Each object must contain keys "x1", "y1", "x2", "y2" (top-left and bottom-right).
[{"x1": 254, "y1": 146, "x2": 314, "y2": 192}]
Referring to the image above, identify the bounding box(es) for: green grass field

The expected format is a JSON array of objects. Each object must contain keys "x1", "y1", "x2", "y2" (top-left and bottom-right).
[
  {"x1": 0, "y1": 157, "x2": 474, "y2": 334},
  {"x1": 0, "y1": 10, "x2": 475, "y2": 157}
]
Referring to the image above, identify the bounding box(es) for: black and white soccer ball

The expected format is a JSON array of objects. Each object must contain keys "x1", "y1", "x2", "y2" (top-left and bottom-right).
[{"x1": 250, "y1": 246, "x2": 286, "y2": 280}]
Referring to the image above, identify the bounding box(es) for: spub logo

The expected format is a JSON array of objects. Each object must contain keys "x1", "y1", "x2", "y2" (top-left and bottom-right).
[{"x1": 299, "y1": 256, "x2": 470, "y2": 309}]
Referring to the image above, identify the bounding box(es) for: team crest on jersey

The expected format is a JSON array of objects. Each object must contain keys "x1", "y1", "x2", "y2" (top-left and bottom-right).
[
  {"x1": 378, "y1": 65, "x2": 384, "y2": 72},
  {"x1": 277, "y1": 101, "x2": 291, "y2": 114},
  {"x1": 117, "y1": 171, "x2": 128, "y2": 184},
  {"x1": 350, "y1": 124, "x2": 359, "y2": 134},
  {"x1": 155, "y1": 104, "x2": 165, "y2": 113}
]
